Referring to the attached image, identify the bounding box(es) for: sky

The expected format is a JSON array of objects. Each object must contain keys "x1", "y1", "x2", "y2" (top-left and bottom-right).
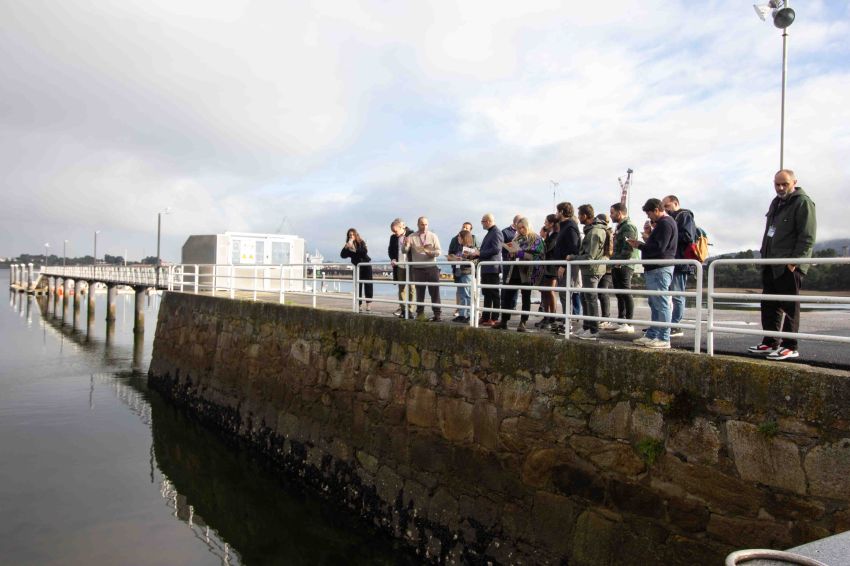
[{"x1": 1, "y1": 0, "x2": 848, "y2": 263}]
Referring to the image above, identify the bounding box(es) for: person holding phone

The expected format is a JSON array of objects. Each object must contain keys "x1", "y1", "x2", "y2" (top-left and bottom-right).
[{"x1": 341, "y1": 228, "x2": 373, "y2": 312}]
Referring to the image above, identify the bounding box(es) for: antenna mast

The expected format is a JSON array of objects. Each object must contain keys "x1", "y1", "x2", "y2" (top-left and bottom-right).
[
  {"x1": 550, "y1": 180, "x2": 559, "y2": 208},
  {"x1": 618, "y1": 169, "x2": 633, "y2": 211}
]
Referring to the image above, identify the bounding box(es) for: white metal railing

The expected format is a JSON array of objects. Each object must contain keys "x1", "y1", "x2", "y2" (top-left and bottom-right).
[
  {"x1": 706, "y1": 257, "x2": 850, "y2": 355},
  {"x1": 22, "y1": 256, "x2": 850, "y2": 356},
  {"x1": 477, "y1": 258, "x2": 704, "y2": 352}
]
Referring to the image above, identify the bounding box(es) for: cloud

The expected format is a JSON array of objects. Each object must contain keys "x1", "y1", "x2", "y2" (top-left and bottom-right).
[{"x1": 0, "y1": 0, "x2": 848, "y2": 263}]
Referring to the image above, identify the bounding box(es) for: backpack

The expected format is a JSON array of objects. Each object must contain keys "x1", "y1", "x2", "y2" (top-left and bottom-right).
[{"x1": 684, "y1": 227, "x2": 710, "y2": 263}]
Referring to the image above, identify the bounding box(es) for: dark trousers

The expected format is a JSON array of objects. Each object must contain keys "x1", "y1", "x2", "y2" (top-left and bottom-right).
[
  {"x1": 597, "y1": 272, "x2": 613, "y2": 318},
  {"x1": 480, "y1": 272, "x2": 500, "y2": 321},
  {"x1": 411, "y1": 266, "x2": 441, "y2": 315},
  {"x1": 612, "y1": 266, "x2": 634, "y2": 320},
  {"x1": 500, "y1": 272, "x2": 530, "y2": 323},
  {"x1": 761, "y1": 267, "x2": 803, "y2": 349},
  {"x1": 356, "y1": 264, "x2": 373, "y2": 304}
]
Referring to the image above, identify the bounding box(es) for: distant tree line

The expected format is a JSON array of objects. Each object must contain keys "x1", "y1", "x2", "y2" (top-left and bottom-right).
[{"x1": 708, "y1": 249, "x2": 850, "y2": 291}]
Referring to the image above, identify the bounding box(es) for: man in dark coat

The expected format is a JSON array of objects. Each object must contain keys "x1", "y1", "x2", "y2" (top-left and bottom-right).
[{"x1": 748, "y1": 169, "x2": 817, "y2": 361}]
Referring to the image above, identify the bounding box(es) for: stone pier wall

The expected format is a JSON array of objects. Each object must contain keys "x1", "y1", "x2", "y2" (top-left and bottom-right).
[{"x1": 148, "y1": 293, "x2": 850, "y2": 565}]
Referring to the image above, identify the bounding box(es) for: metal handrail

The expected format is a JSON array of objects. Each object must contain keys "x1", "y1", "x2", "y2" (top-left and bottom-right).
[
  {"x1": 476, "y1": 258, "x2": 703, "y2": 352},
  {"x1": 706, "y1": 257, "x2": 850, "y2": 355}
]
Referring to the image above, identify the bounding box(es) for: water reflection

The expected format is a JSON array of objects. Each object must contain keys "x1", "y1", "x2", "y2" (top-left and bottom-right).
[{"x1": 12, "y1": 290, "x2": 411, "y2": 565}]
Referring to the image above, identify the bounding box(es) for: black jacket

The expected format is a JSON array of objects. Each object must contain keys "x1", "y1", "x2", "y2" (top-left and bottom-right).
[
  {"x1": 669, "y1": 208, "x2": 696, "y2": 273},
  {"x1": 341, "y1": 241, "x2": 371, "y2": 265},
  {"x1": 387, "y1": 228, "x2": 413, "y2": 262},
  {"x1": 553, "y1": 219, "x2": 581, "y2": 260}
]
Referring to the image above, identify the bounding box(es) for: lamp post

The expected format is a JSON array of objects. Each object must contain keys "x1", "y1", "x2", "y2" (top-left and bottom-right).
[
  {"x1": 754, "y1": 1, "x2": 796, "y2": 169},
  {"x1": 44, "y1": 243, "x2": 50, "y2": 266},
  {"x1": 93, "y1": 230, "x2": 101, "y2": 267},
  {"x1": 63, "y1": 240, "x2": 68, "y2": 267},
  {"x1": 156, "y1": 207, "x2": 171, "y2": 286}
]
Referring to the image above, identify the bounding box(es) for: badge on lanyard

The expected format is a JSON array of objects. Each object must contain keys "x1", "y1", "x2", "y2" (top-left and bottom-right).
[{"x1": 767, "y1": 225, "x2": 776, "y2": 238}]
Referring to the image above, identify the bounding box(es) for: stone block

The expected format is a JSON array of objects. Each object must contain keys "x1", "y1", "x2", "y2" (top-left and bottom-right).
[
  {"x1": 657, "y1": 456, "x2": 762, "y2": 515},
  {"x1": 571, "y1": 509, "x2": 619, "y2": 566},
  {"x1": 437, "y1": 397, "x2": 474, "y2": 443},
  {"x1": 498, "y1": 376, "x2": 534, "y2": 414},
  {"x1": 804, "y1": 439, "x2": 850, "y2": 499},
  {"x1": 667, "y1": 417, "x2": 721, "y2": 465},
  {"x1": 375, "y1": 465, "x2": 403, "y2": 505},
  {"x1": 535, "y1": 373, "x2": 558, "y2": 394},
  {"x1": 356, "y1": 450, "x2": 379, "y2": 474},
  {"x1": 763, "y1": 492, "x2": 826, "y2": 521},
  {"x1": 498, "y1": 417, "x2": 524, "y2": 453},
  {"x1": 608, "y1": 479, "x2": 665, "y2": 519},
  {"x1": 726, "y1": 420, "x2": 806, "y2": 495},
  {"x1": 570, "y1": 435, "x2": 645, "y2": 476},
  {"x1": 707, "y1": 514, "x2": 792, "y2": 549},
  {"x1": 666, "y1": 495, "x2": 710, "y2": 532},
  {"x1": 406, "y1": 386, "x2": 437, "y2": 428},
  {"x1": 427, "y1": 487, "x2": 460, "y2": 530},
  {"x1": 551, "y1": 461, "x2": 606, "y2": 503},
  {"x1": 630, "y1": 403, "x2": 664, "y2": 441},
  {"x1": 421, "y1": 349, "x2": 437, "y2": 370},
  {"x1": 459, "y1": 372, "x2": 488, "y2": 400},
  {"x1": 589, "y1": 401, "x2": 631, "y2": 440},
  {"x1": 529, "y1": 491, "x2": 580, "y2": 558},
  {"x1": 521, "y1": 447, "x2": 580, "y2": 489},
  {"x1": 472, "y1": 400, "x2": 500, "y2": 451}
]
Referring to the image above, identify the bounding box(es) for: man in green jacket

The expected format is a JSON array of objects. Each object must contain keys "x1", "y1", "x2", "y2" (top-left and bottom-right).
[
  {"x1": 608, "y1": 202, "x2": 641, "y2": 333},
  {"x1": 568, "y1": 204, "x2": 607, "y2": 340},
  {"x1": 748, "y1": 169, "x2": 817, "y2": 361}
]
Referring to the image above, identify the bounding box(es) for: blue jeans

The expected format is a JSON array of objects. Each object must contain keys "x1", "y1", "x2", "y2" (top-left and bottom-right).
[
  {"x1": 670, "y1": 271, "x2": 688, "y2": 324},
  {"x1": 645, "y1": 266, "x2": 673, "y2": 341},
  {"x1": 457, "y1": 273, "x2": 472, "y2": 318}
]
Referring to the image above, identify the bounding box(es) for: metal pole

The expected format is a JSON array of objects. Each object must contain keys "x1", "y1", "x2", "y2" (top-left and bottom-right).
[{"x1": 780, "y1": 28, "x2": 788, "y2": 170}]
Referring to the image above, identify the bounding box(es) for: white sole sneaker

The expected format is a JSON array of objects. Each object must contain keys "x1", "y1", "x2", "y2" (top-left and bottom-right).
[
  {"x1": 644, "y1": 339, "x2": 671, "y2": 349},
  {"x1": 633, "y1": 336, "x2": 652, "y2": 345},
  {"x1": 614, "y1": 324, "x2": 635, "y2": 334},
  {"x1": 577, "y1": 331, "x2": 598, "y2": 341},
  {"x1": 767, "y1": 347, "x2": 799, "y2": 361}
]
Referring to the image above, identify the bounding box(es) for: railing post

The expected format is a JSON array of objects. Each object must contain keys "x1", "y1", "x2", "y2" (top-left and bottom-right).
[
  {"x1": 564, "y1": 263, "x2": 572, "y2": 339},
  {"x1": 278, "y1": 264, "x2": 285, "y2": 304},
  {"x1": 706, "y1": 261, "x2": 716, "y2": 356},
  {"x1": 353, "y1": 264, "x2": 360, "y2": 312},
  {"x1": 469, "y1": 261, "x2": 477, "y2": 327},
  {"x1": 229, "y1": 266, "x2": 235, "y2": 299},
  {"x1": 253, "y1": 266, "x2": 258, "y2": 302},
  {"x1": 404, "y1": 263, "x2": 411, "y2": 319},
  {"x1": 312, "y1": 268, "x2": 317, "y2": 308},
  {"x1": 692, "y1": 261, "x2": 703, "y2": 354}
]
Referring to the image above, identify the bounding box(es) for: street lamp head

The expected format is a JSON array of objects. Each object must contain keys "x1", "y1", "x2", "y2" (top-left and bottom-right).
[
  {"x1": 160, "y1": 207, "x2": 172, "y2": 215},
  {"x1": 773, "y1": 7, "x2": 795, "y2": 28}
]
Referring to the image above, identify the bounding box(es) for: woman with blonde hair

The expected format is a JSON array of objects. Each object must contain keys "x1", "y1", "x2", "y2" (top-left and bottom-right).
[{"x1": 493, "y1": 217, "x2": 544, "y2": 332}]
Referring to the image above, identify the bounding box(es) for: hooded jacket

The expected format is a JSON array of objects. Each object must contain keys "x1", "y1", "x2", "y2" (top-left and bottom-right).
[
  {"x1": 760, "y1": 187, "x2": 817, "y2": 277},
  {"x1": 573, "y1": 218, "x2": 608, "y2": 277}
]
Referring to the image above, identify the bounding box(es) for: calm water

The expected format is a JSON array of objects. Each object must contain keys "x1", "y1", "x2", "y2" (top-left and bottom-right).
[{"x1": 0, "y1": 278, "x2": 411, "y2": 565}]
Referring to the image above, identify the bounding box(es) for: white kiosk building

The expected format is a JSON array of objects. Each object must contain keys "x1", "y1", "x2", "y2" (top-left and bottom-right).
[{"x1": 181, "y1": 232, "x2": 306, "y2": 293}]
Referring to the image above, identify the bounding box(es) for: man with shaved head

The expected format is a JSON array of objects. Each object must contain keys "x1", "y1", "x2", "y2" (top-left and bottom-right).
[{"x1": 748, "y1": 169, "x2": 817, "y2": 361}]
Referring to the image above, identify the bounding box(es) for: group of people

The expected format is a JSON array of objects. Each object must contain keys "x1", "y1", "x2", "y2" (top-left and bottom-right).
[{"x1": 340, "y1": 169, "x2": 817, "y2": 360}]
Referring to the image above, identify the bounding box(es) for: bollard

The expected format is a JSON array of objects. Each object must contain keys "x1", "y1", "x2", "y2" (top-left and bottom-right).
[{"x1": 133, "y1": 287, "x2": 145, "y2": 334}]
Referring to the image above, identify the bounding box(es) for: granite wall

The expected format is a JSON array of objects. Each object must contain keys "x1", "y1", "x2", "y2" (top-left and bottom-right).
[{"x1": 148, "y1": 292, "x2": 850, "y2": 565}]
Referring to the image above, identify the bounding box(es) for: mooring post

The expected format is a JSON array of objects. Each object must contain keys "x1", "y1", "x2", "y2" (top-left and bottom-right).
[
  {"x1": 27, "y1": 263, "x2": 34, "y2": 292},
  {"x1": 106, "y1": 284, "x2": 117, "y2": 322},
  {"x1": 133, "y1": 286, "x2": 145, "y2": 334},
  {"x1": 48, "y1": 276, "x2": 55, "y2": 296}
]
